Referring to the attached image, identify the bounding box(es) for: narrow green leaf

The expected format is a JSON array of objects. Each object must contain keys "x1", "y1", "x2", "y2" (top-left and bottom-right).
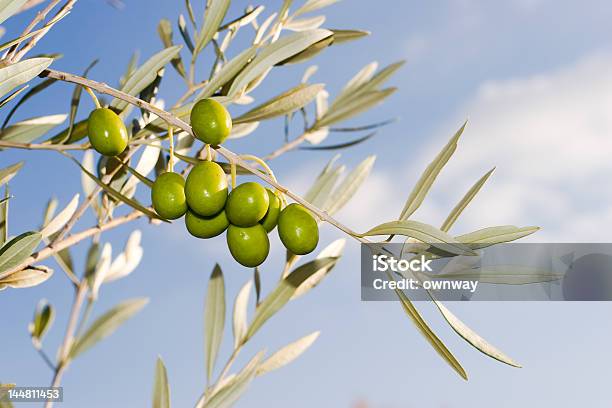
[
  {"x1": 0, "y1": 265, "x2": 53, "y2": 290},
  {"x1": 433, "y1": 300, "x2": 521, "y2": 368},
  {"x1": 228, "y1": 29, "x2": 332, "y2": 96},
  {"x1": 204, "y1": 264, "x2": 226, "y2": 383},
  {"x1": 64, "y1": 60, "x2": 98, "y2": 143},
  {"x1": 194, "y1": 0, "x2": 230, "y2": 56},
  {"x1": 399, "y1": 122, "x2": 466, "y2": 220},
  {"x1": 292, "y1": 239, "x2": 345, "y2": 299},
  {"x1": 315, "y1": 88, "x2": 396, "y2": 128},
  {"x1": 393, "y1": 284, "x2": 467, "y2": 380},
  {"x1": 0, "y1": 114, "x2": 66, "y2": 143},
  {"x1": 436, "y1": 264, "x2": 563, "y2": 285},
  {"x1": 330, "y1": 29, "x2": 370, "y2": 44},
  {"x1": 299, "y1": 132, "x2": 375, "y2": 151},
  {"x1": 304, "y1": 154, "x2": 344, "y2": 208},
  {"x1": 178, "y1": 14, "x2": 195, "y2": 53},
  {"x1": 65, "y1": 154, "x2": 167, "y2": 221},
  {"x1": 0, "y1": 84, "x2": 28, "y2": 109},
  {"x1": 29, "y1": 299, "x2": 54, "y2": 345},
  {"x1": 257, "y1": 331, "x2": 320, "y2": 376},
  {"x1": 276, "y1": 35, "x2": 334, "y2": 66},
  {"x1": 245, "y1": 258, "x2": 336, "y2": 341},
  {"x1": 359, "y1": 220, "x2": 474, "y2": 256},
  {"x1": 0, "y1": 187, "x2": 9, "y2": 246},
  {"x1": 324, "y1": 155, "x2": 375, "y2": 215},
  {"x1": 293, "y1": 0, "x2": 339, "y2": 17},
  {"x1": 234, "y1": 83, "x2": 324, "y2": 124},
  {"x1": 456, "y1": 225, "x2": 540, "y2": 250},
  {"x1": 158, "y1": 19, "x2": 186, "y2": 78},
  {"x1": 0, "y1": 162, "x2": 23, "y2": 188},
  {"x1": 232, "y1": 280, "x2": 252, "y2": 348},
  {"x1": 70, "y1": 298, "x2": 148, "y2": 358},
  {"x1": 0, "y1": 231, "x2": 42, "y2": 273},
  {"x1": 441, "y1": 168, "x2": 495, "y2": 232},
  {"x1": 198, "y1": 351, "x2": 264, "y2": 408},
  {"x1": 0, "y1": 58, "x2": 53, "y2": 99},
  {"x1": 2, "y1": 78, "x2": 56, "y2": 129},
  {"x1": 196, "y1": 46, "x2": 257, "y2": 100},
  {"x1": 152, "y1": 357, "x2": 171, "y2": 408},
  {"x1": 111, "y1": 46, "x2": 182, "y2": 112},
  {"x1": 40, "y1": 194, "x2": 79, "y2": 239}
]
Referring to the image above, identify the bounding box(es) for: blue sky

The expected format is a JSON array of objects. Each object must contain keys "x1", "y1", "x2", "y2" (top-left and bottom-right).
[{"x1": 2, "y1": 0, "x2": 612, "y2": 407}]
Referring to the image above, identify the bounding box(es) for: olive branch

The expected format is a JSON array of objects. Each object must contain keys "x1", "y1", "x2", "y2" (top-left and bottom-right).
[{"x1": 0, "y1": 0, "x2": 546, "y2": 407}]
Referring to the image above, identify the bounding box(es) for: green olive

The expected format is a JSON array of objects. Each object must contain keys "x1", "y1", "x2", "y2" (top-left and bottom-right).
[
  {"x1": 151, "y1": 172, "x2": 187, "y2": 220},
  {"x1": 277, "y1": 203, "x2": 319, "y2": 255},
  {"x1": 190, "y1": 98, "x2": 232, "y2": 145},
  {"x1": 260, "y1": 188, "x2": 281, "y2": 232},
  {"x1": 185, "y1": 161, "x2": 228, "y2": 216},
  {"x1": 225, "y1": 182, "x2": 270, "y2": 227},
  {"x1": 185, "y1": 208, "x2": 229, "y2": 239},
  {"x1": 227, "y1": 224, "x2": 270, "y2": 267},
  {"x1": 87, "y1": 108, "x2": 128, "y2": 156}
]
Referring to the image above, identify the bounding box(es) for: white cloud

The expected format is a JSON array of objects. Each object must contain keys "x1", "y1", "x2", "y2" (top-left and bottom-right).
[{"x1": 287, "y1": 52, "x2": 612, "y2": 243}]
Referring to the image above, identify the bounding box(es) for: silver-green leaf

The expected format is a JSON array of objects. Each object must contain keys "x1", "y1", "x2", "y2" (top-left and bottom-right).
[
  {"x1": 0, "y1": 58, "x2": 53, "y2": 99},
  {"x1": 0, "y1": 231, "x2": 41, "y2": 273},
  {"x1": 152, "y1": 357, "x2": 171, "y2": 408},
  {"x1": 204, "y1": 264, "x2": 226, "y2": 383}
]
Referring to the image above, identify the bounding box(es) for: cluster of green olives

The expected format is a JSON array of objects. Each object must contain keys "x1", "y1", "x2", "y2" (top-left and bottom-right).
[{"x1": 150, "y1": 98, "x2": 320, "y2": 268}]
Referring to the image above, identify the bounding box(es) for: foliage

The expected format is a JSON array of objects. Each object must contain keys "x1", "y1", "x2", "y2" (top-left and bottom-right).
[{"x1": 0, "y1": 0, "x2": 545, "y2": 407}]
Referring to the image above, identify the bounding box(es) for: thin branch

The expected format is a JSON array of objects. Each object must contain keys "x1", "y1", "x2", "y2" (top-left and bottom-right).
[
  {"x1": 0, "y1": 140, "x2": 87, "y2": 150},
  {"x1": 5, "y1": 0, "x2": 63, "y2": 60},
  {"x1": 12, "y1": 0, "x2": 78, "y2": 63},
  {"x1": 0, "y1": 210, "x2": 145, "y2": 280}
]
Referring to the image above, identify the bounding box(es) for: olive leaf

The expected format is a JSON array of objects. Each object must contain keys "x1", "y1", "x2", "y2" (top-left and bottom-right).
[
  {"x1": 0, "y1": 231, "x2": 42, "y2": 274},
  {"x1": 204, "y1": 264, "x2": 226, "y2": 383},
  {"x1": 285, "y1": 15, "x2": 326, "y2": 32},
  {"x1": 29, "y1": 299, "x2": 54, "y2": 347},
  {"x1": 304, "y1": 154, "x2": 345, "y2": 208},
  {"x1": 193, "y1": 0, "x2": 230, "y2": 56},
  {"x1": 40, "y1": 194, "x2": 79, "y2": 239},
  {"x1": 152, "y1": 357, "x2": 171, "y2": 408},
  {"x1": 324, "y1": 155, "x2": 375, "y2": 215},
  {"x1": 65, "y1": 153, "x2": 166, "y2": 222},
  {"x1": 228, "y1": 122, "x2": 259, "y2": 139},
  {"x1": 359, "y1": 220, "x2": 474, "y2": 256},
  {"x1": 0, "y1": 114, "x2": 67, "y2": 143},
  {"x1": 197, "y1": 351, "x2": 264, "y2": 408},
  {"x1": 244, "y1": 258, "x2": 337, "y2": 342},
  {"x1": 0, "y1": 58, "x2": 53, "y2": 99},
  {"x1": 440, "y1": 168, "x2": 495, "y2": 232},
  {"x1": 433, "y1": 300, "x2": 521, "y2": 368},
  {"x1": 218, "y1": 5, "x2": 264, "y2": 30},
  {"x1": 293, "y1": 0, "x2": 340, "y2": 17},
  {"x1": 111, "y1": 45, "x2": 182, "y2": 112},
  {"x1": 292, "y1": 239, "x2": 345, "y2": 299},
  {"x1": 399, "y1": 122, "x2": 466, "y2": 220},
  {"x1": 119, "y1": 51, "x2": 139, "y2": 89},
  {"x1": 393, "y1": 283, "x2": 467, "y2": 380},
  {"x1": 69, "y1": 298, "x2": 149, "y2": 359},
  {"x1": 314, "y1": 87, "x2": 396, "y2": 128},
  {"x1": 330, "y1": 29, "x2": 370, "y2": 44},
  {"x1": 233, "y1": 279, "x2": 252, "y2": 348},
  {"x1": 158, "y1": 19, "x2": 186, "y2": 78},
  {"x1": 456, "y1": 225, "x2": 540, "y2": 250},
  {"x1": 299, "y1": 131, "x2": 375, "y2": 151},
  {"x1": 2, "y1": 78, "x2": 56, "y2": 129},
  {"x1": 0, "y1": 187, "x2": 8, "y2": 246},
  {"x1": 0, "y1": 84, "x2": 28, "y2": 109},
  {"x1": 0, "y1": 0, "x2": 28, "y2": 24},
  {"x1": 0, "y1": 265, "x2": 53, "y2": 290},
  {"x1": 234, "y1": 83, "x2": 324, "y2": 124},
  {"x1": 178, "y1": 14, "x2": 195, "y2": 54},
  {"x1": 256, "y1": 331, "x2": 320, "y2": 376},
  {"x1": 228, "y1": 29, "x2": 333, "y2": 96},
  {"x1": 276, "y1": 35, "x2": 334, "y2": 66},
  {"x1": 196, "y1": 46, "x2": 257, "y2": 100},
  {"x1": 0, "y1": 161, "x2": 23, "y2": 188}
]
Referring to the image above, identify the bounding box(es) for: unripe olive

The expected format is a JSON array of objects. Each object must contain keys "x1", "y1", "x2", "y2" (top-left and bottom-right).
[
  {"x1": 185, "y1": 161, "x2": 228, "y2": 216},
  {"x1": 151, "y1": 172, "x2": 187, "y2": 220},
  {"x1": 185, "y1": 208, "x2": 229, "y2": 239},
  {"x1": 190, "y1": 98, "x2": 232, "y2": 145},
  {"x1": 225, "y1": 182, "x2": 269, "y2": 227},
  {"x1": 227, "y1": 224, "x2": 270, "y2": 267},
  {"x1": 278, "y1": 203, "x2": 319, "y2": 255},
  {"x1": 87, "y1": 108, "x2": 128, "y2": 156},
  {"x1": 260, "y1": 188, "x2": 281, "y2": 232}
]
